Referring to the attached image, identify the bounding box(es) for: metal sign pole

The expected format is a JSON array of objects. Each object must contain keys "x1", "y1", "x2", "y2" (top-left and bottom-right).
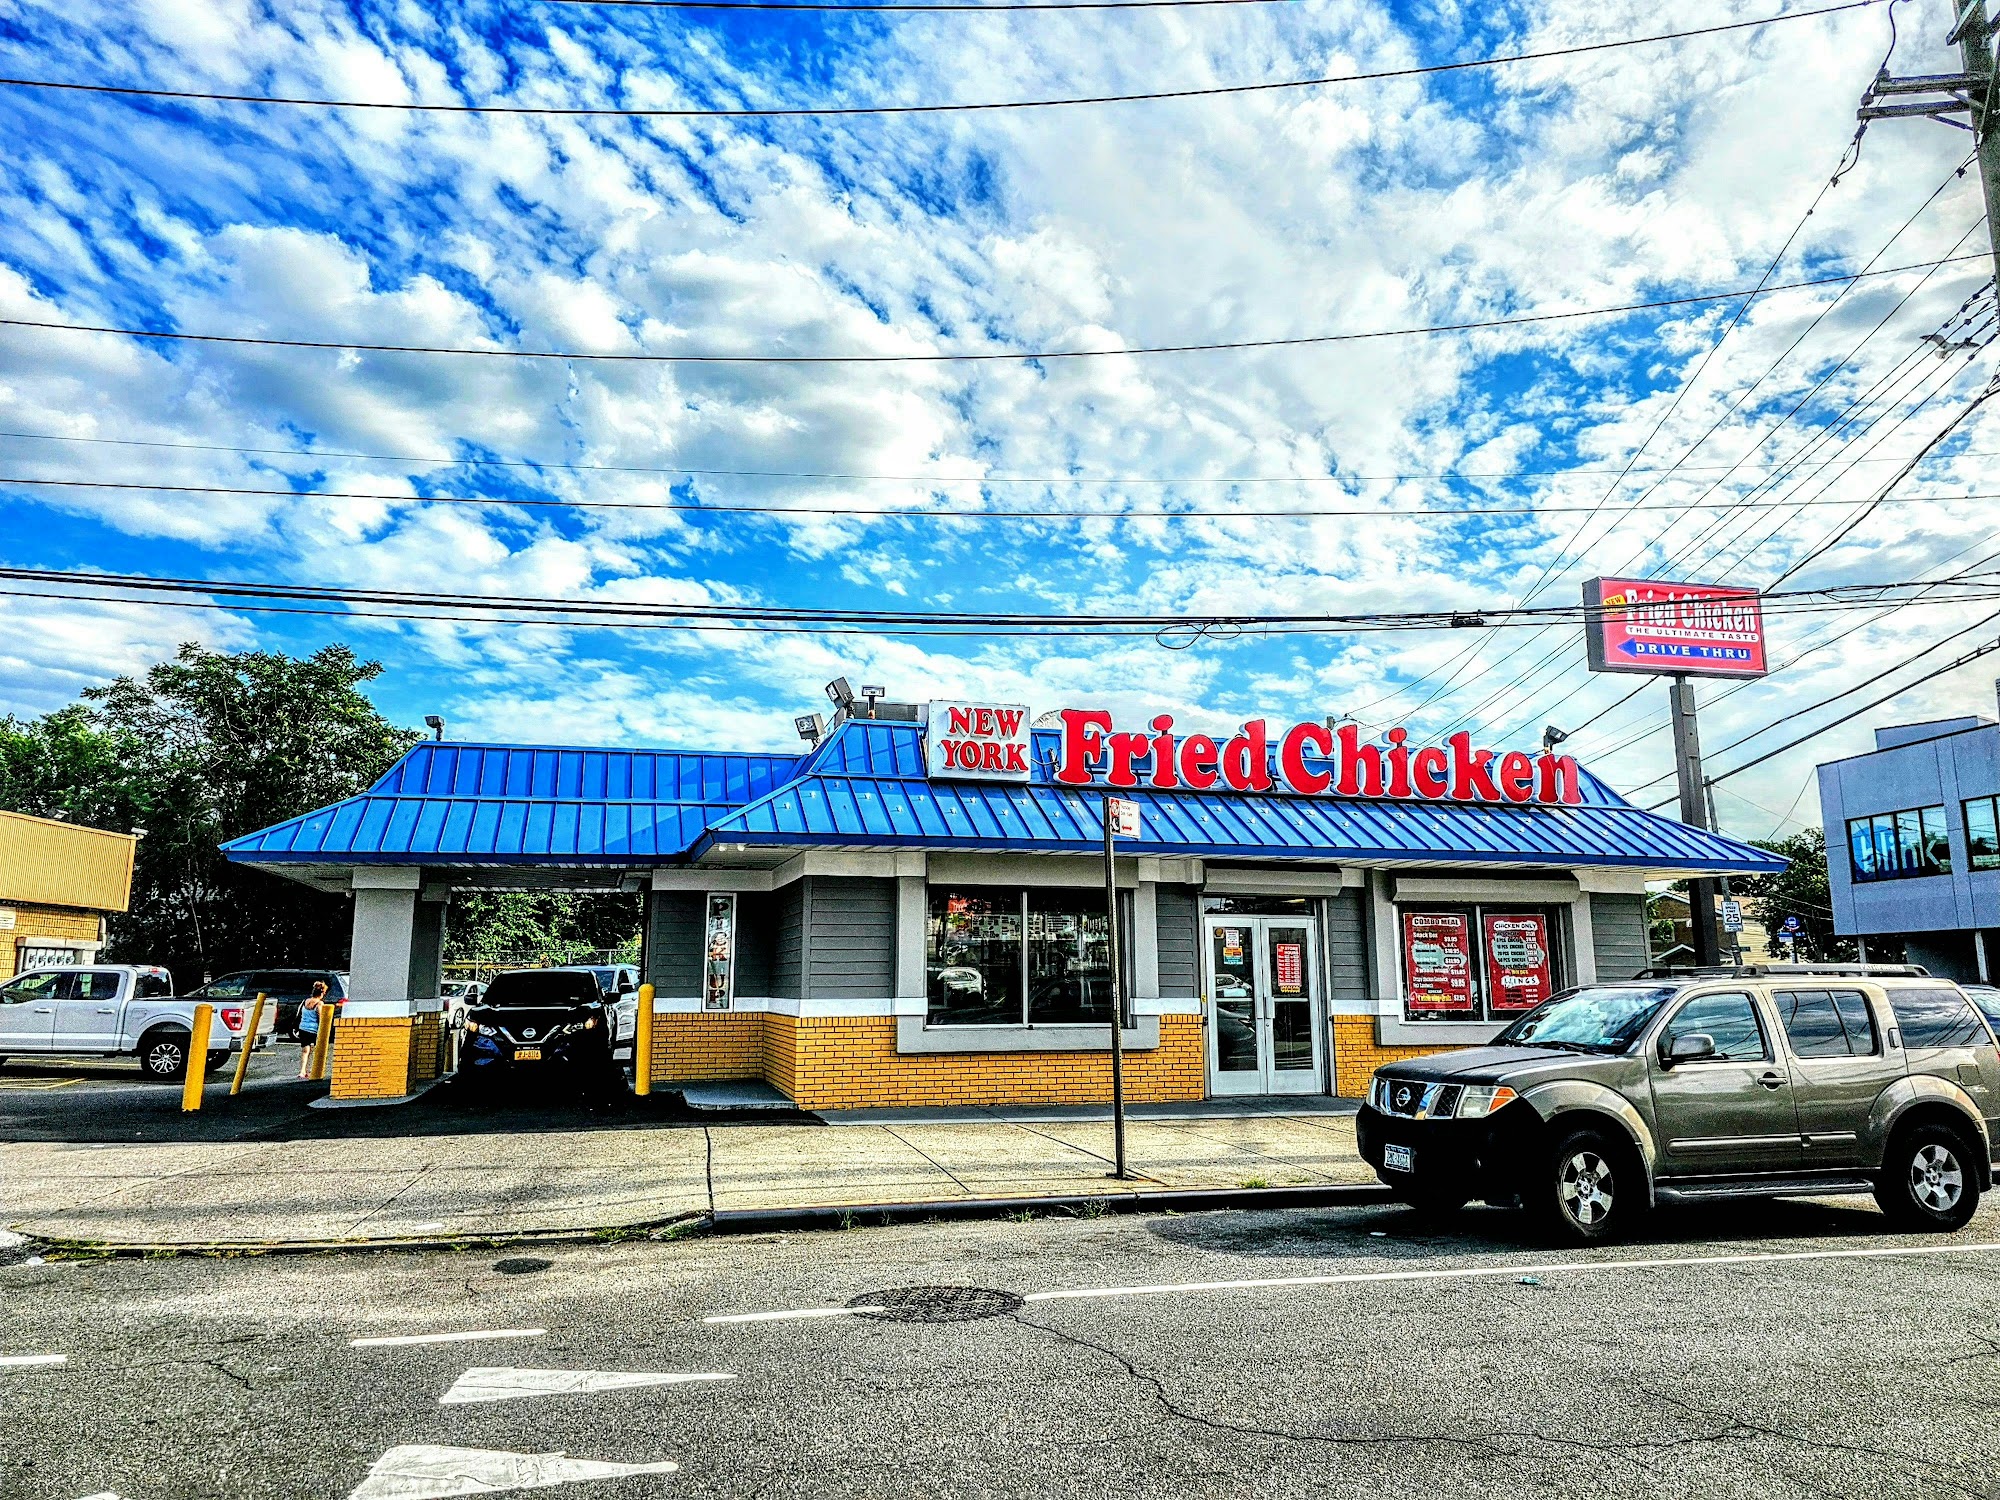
[
  {"x1": 1667, "y1": 675, "x2": 1723, "y2": 967},
  {"x1": 1104, "y1": 797, "x2": 1130, "y2": 1181}
]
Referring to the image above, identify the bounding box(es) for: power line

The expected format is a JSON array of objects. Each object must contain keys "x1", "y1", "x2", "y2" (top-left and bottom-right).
[
  {"x1": 16, "y1": 425, "x2": 2000, "y2": 486},
  {"x1": 0, "y1": 1, "x2": 1883, "y2": 119},
  {"x1": 2, "y1": 256, "x2": 1974, "y2": 368},
  {"x1": 15, "y1": 472, "x2": 2000, "y2": 522}
]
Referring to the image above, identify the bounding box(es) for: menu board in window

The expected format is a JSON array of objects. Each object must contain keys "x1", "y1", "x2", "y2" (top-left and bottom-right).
[
  {"x1": 1402, "y1": 911, "x2": 1474, "y2": 1013},
  {"x1": 703, "y1": 893, "x2": 736, "y2": 1011},
  {"x1": 1483, "y1": 912, "x2": 1552, "y2": 1011}
]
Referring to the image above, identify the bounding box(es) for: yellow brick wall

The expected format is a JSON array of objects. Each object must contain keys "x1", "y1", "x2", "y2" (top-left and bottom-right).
[
  {"x1": 0, "y1": 903, "x2": 105, "y2": 981},
  {"x1": 411, "y1": 1013, "x2": 444, "y2": 1084},
  {"x1": 1331, "y1": 1014, "x2": 1467, "y2": 1098},
  {"x1": 768, "y1": 1013, "x2": 1207, "y2": 1111},
  {"x1": 650, "y1": 1012, "x2": 766, "y2": 1081},
  {"x1": 330, "y1": 1016, "x2": 416, "y2": 1100}
]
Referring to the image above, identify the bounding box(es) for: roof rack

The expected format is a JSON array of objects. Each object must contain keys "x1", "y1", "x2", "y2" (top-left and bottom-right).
[{"x1": 1633, "y1": 964, "x2": 1932, "y2": 979}]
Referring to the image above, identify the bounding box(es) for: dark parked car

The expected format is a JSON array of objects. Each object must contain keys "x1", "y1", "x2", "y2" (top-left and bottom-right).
[
  {"x1": 186, "y1": 969, "x2": 347, "y2": 1038},
  {"x1": 1358, "y1": 966, "x2": 2000, "y2": 1244},
  {"x1": 459, "y1": 969, "x2": 617, "y2": 1086}
]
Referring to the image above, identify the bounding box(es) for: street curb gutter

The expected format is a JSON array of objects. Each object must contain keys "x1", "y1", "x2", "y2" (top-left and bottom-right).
[
  {"x1": 707, "y1": 1182, "x2": 1397, "y2": 1233},
  {"x1": 6, "y1": 1184, "x2": 1397, "y2": 1258}
]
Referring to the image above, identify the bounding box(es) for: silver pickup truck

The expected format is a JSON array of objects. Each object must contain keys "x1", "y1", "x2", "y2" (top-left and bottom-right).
[{"x1": 0, "y1": 964, "x2": 278, "y2": 1080}]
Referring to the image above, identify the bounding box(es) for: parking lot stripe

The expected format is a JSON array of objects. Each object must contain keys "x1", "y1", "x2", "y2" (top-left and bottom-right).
[
  {"x1": 705, "y1": 1304, "x2": 886, "y2": 1325},
  {"x1": 441, "y1": 1367, "x2": 735, "y2": 1405},
  {"x1": 347, "y1": 1445, "x2": 677, "y2": 1500},
  {"x1": 707, "y1": 1240, "x2": 2000, "y2": 1324},
  {"x1": 0, "y1": 1354, "x2": 66, "y2": 1367},
  {"x1": 350, "y1": 1328, "x2": 546, "y2": 1348}
]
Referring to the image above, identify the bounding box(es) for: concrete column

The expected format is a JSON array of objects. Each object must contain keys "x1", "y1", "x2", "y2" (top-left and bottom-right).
[
  {"x1": 347, "y1": 868, "x2": 443, "y2": 1005},
  {"x1": 894, "y1": 875, "x2": 927, "y2": 1008},
  {"x1": 1569, "y1": 894, "x2": 1598, "y2": 985},
  {"x1": 1132, "y1": 881, "x2": 1160, "y2": 1003}
]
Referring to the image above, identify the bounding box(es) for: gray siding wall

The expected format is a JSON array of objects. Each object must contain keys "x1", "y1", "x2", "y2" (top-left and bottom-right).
[
  {"x1": 1591, "y1": 893, "x2": 1651, "y2": 981},
  {"x1": 803, "y1": 876, "x2": 897, "y2": 998},
  {"x1": 1156, "y1": 884, "x2": 1199, "y2": 995},
  {"x1": 735, "y1": 891, "x2": 775, "y2": 997},
  {"x1": 772, "y1": 881, "x2": 805, "y2": 1000},
  {"x1": 645, "y1": 891, "x2": 704, "y2": 995},
  {"x1": 1323, "y1": 890, "x2": 1370, "y2": 1002}
]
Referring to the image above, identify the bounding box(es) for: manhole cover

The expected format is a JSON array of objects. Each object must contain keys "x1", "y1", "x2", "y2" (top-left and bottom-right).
[
  {"x1": 492, "y1": 1256, "x2": 553, "y2": 1275},
  {"x1": 847, "y1": 1286, "x2": 1024, "y2": 1323}
]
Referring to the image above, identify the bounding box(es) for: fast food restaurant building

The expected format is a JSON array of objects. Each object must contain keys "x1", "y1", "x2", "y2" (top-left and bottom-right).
[{"x1": 223, "y1": 697, "x2": 1784, "y2": 1106}]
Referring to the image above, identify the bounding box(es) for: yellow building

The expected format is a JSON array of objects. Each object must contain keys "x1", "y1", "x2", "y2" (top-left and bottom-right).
[{"x1": 0, "y1": 809, "x2": 137, "y2": 980}]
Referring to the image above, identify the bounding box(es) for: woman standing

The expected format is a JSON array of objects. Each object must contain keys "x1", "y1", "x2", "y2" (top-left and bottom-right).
[{"x1": 297, "y1": 980, "x2": 331, "y2": 1079}]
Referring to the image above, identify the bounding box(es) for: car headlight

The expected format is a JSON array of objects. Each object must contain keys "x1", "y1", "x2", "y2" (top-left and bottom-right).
[
  {"x1": 1454, "y1": 1085, "x2": 1518, "y2": 1119},
  {"x1": 583, "y1": 1015, "x2": 598, "y2": 1030},
  {"x1": 465, "y1": 1020, "x2": 481, "y2": 1035}
]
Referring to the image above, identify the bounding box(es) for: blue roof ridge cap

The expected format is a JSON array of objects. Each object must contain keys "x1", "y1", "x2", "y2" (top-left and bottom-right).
[{"x1": 368, "y1": 738, "x2": 805, "y2": 793}]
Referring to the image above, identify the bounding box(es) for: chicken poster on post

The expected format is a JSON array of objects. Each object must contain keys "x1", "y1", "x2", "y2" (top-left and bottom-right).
[
  {"x1": 1483, "y1": 912, "x2": 1552, "y2": 1011},
  {"x1": 1402, "y1": 911, "x2": 1474, "y2": 1012}
]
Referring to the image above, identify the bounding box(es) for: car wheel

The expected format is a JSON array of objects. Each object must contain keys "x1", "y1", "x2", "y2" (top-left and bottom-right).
[
  {"x1": 1533, "y1": 1127, "x2": 1633, "y2": 1245},
  {"x1": 140, "y1": 1031, "x2": 189, "y2": 1081},
  {"x1": 1876, "y1": 1123, "x2": 1981, "y2": 1232}
]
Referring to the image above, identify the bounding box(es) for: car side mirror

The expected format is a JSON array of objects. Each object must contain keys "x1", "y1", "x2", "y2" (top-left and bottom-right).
[
  {"x1": 1663, "y1": 1032, "x2": 1717, "y2": 1067},
  {"x1": 618, "y1": 981, "x2": 636, "y2": 995}
]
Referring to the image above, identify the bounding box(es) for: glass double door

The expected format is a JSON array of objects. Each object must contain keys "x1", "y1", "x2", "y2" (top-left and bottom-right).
[{"x1": 1205, "y1": 917, "x2": 1324, "y2": 1095}]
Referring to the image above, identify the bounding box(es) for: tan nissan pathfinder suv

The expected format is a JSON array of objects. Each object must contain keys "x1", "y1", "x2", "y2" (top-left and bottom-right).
[{"x1": 1357, "y1": 965, "x2": 2000, "y2": 1243}]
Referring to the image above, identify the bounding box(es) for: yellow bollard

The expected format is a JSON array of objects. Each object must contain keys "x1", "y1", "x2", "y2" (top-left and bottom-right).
[
  {"x1": 309, "y1": 1004, "x2": 336, "y2": 1082},
  {"x1": 633, "y1": 982, "x2": 655, "y2": 1097},
  {"x1": 229, "y1": 992, "x2": 268, "y2": 1096},
  {"x1": 180, "y1": 1002, "x2": 213, "y2": 1112}
]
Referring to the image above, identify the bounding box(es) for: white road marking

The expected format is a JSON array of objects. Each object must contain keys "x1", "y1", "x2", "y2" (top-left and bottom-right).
[
  {"x1": 348, "y1": 1445, "x2": 677, "y2": 1499},
  {"x1": 351, "y1": 1329, "x2": 546, "y2": 1348},
  {"x1": 708, "y1": 1240, "x2": 2000, "y2": 1323},
  {"x1": 0, "y1": 1353, "x2": 65, "y2": 1367},
  {"x1": 441, "y1": 1367, "x2": 734, "y2": 1405},
  {"x1": 704, "y1": 1304, "x2": 884, "y2": 1325}
]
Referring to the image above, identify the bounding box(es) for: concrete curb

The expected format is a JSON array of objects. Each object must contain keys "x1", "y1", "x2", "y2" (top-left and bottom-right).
[
  {"x1": 708, "y1": 1182, "x2": 1397, "y2": 1233},
  {"x1": 6, "y1": 1183, "x2": 1397, "y2": 1257}
]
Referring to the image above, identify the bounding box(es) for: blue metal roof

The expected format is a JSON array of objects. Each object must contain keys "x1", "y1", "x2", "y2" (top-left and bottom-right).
[
  {"x1": 223, "y1": 718, "x2": 1783, "y2": 875},
  {"x1": 222, "y1": 741, "x2": 802, "y2": 866}
]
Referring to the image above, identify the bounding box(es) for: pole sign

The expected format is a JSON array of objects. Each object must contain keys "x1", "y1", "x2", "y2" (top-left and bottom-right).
[
  {"x1": 1720, "y1": 898, "x2": 1744, "y2": 933},
  {"x1": 1106, "y1": 797, "x2": 1142, "y2": 838},
  {"x1": 1583, "y1": 578, "x2": 1768, "y2": 679}
]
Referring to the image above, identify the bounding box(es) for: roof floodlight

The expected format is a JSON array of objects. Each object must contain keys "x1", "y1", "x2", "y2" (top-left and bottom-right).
[
  {"x1": 795, "y1": 713, "x2": 827, "y2": 742},
  {"x1": 824, "y1": 678, "x2": 855, "y2": 707}
]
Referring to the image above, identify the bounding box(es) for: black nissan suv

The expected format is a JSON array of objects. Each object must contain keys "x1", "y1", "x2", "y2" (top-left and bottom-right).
[
  {"x1": 1357, "y1": 967, "x2": 2000, "y2": 1244},
  {"x1": 459, "y1": 969, "x2": 617, "y2": 1086}
]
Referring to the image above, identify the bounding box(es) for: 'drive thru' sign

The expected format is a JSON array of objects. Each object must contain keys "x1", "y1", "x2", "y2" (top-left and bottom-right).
[{"x1": 926, "y1": 701, "x2": 1032, "y2": 781}]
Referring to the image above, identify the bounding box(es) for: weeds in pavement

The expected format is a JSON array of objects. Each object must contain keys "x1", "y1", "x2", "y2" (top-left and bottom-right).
[
  {"x1": 1007, "y1": 1208, "x2": 1037, "y2": 1224},
  {"x1": 838, "y1": 1210, "x2": 857, "y2": 1231},
  {"x1": 1240, "y1": 1176, "x2": 1270, "y2": 1189},
  {"x1": 1074, "y1": 1198, "x2": 1109, "y2": 1220}
]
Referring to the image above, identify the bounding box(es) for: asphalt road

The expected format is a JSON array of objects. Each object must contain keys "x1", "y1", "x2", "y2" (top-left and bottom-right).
[{"x1": 8, "y1": 1193, "x2": 2000, "y2": 1499}]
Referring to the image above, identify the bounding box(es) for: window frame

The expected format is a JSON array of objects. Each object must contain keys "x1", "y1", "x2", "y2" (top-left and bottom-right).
[
  {"x1": 1658, "y1": 988, "x2": 1772, "y2": 1065},
  {"x1": 924, "y1": 886, "x2": 1123, "y2": 1030},
  {"x1": 1965, "y1": 795, "x2": 2000, "y2": 873},
  {"x1": 1770, "y1": 986, "x2": 1879, "y2": 1060},
  {"x1": 1847, "y1": 803, "x2": 1953, "y2": 882},
  {"x1": 1397, "y1": 902, "x2": 1565, "y2": 1025}
]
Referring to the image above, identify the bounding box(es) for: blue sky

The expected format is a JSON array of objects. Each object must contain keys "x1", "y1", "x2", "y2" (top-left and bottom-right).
[{"x1": 2, "y1": 0, "x2": 1996, "y2": 841}]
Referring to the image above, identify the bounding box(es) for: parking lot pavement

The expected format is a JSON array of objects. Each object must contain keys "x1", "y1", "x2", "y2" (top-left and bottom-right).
[
  {"x1": 0, "y1": 1061, "x2": 1380, "y2": 1246},
  {"x1": 7, "y1": 1192, "x2": 2000, "y2": 1498}
]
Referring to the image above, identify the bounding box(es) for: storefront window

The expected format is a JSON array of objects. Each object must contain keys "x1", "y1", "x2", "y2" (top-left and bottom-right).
[
  {"x1": 927, "y1": 887, "x2": 1112, "y2": 1026},
  {"x1": 1399, "y1": 905, "x2": 1560, "y2": 1023},
  {"x1": 703, "y1": 894, "x2": 736, "y2": 1011},
  {"x1": 1846, "y1": 805, "x2": 1951, "y2": 882}
]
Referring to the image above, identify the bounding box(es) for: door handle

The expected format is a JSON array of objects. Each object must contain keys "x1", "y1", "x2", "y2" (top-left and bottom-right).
[
  {"x1": 95, "y1": 1007, "x2": 115, "y2": 1014},
  {"x1": 1758, "y1": 1072, "x2": 1785, "y2": 1090},
  {"x1": 31, "y1": 1006, "x2": 51, "y2": 1014}
]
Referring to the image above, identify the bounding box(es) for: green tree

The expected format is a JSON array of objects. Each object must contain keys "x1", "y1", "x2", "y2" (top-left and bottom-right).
[
  {"x1": 444, "y1": 891, "x2": 642, "y2": 971},
  {"x1": 1734, "y1": 829, "x2": 1858, "y2": 963},
  {"x1": 0, "y1": 643, "x2": 420, "y2": 987}
]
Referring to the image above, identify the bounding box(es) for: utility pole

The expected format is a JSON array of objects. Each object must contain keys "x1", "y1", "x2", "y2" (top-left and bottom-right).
[
  {"x1": 1102, "y1": 796, "x2": 1139, "y2": 1181},
  {"x1": 1668, "y1": 676, "x2": 1724, "y2": 967},
  {"x1": 1860, "y1": 0, "x2": 2000, "y2": 287}
]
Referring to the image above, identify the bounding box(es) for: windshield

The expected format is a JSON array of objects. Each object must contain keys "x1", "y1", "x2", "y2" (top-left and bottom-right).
[
  {"x1": 480, "y1": 971, "x2": 601, "y2": 1008},
  {"x1": 1494, "y1": 985, "x2": 1678, "y2": 1052},
  {"x1": 1967, "y1": 988, "x2": 2000, "y2": 1030}
]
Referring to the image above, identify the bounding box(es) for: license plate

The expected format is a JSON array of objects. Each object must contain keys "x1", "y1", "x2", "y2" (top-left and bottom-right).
[
  {"x1": 514, "y1": 1048, "x2": 542, "y2": 1062},
  {"x1": 1383, "y1": 1143, "x2": 1414, "y2": 1174}
]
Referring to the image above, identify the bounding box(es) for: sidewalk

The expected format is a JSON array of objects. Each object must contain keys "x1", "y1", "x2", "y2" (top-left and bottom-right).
[{"x1": 0, "y1": 1076, "x2": 1377, "y2": 1248}]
